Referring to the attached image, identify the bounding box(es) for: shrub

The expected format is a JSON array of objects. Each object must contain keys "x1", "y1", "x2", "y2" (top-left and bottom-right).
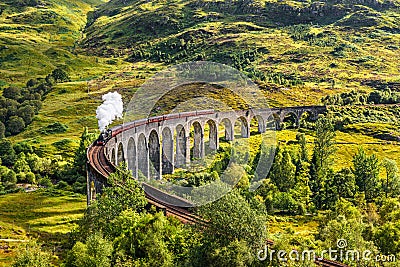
[
  {"x1": 51, "y1": 68, "x2": 70, "y2": 83},
  {"x1": 6, "y1": 116, "x2": 25, "y2": 135},
  {"x1": 40, "y1": 122, "x2": 68, "y2": 135},
  {"x1": 12, "y1": 241, "x2": 52, "y2": 267}
]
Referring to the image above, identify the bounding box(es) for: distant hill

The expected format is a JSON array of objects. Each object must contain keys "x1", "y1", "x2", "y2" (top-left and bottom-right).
[
  {"x1": 0, "y1": 0, "x2": 105, "y2": 85},
  {"x1": 82, "y1": 0, "x2": 400, "y2": 105}
]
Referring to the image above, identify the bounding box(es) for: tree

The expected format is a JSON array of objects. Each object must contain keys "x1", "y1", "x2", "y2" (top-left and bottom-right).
[
  {"x1": 14, "y1": 153, "x2": 31, "y2": 174},
  {"x1": 25, "y1": 172, "x2": 36, "y2": 184},
  {"x1": 12, "y1": 241, "x2": 52, "y2": 267},
  {"x1": 13, "y1": 142, "x2": 33, "y2": 155},
  {"x1": 382, "y1": 158, "x2": 400, "y2": 198},
  {"x1": 0, "y1": 121, "x2": 4, "y2": 139},
  {"x1": 65, "y1": 233, "x2": 113, "y2": 267},
  {"x1": 319, "y1": 216, "x2": 376, "y2": 263},
  {"x1": 51, "y1": 68, "x2": 70, "y2": 83},
  {"x1": 296, "y1": 133, "x2": 309, "y2": 162},
  {"x1": 0, "y1": 139, "x2": 17, "y2": 166},
  {"x1": 74, "y1": 127, "x2": 97, "y2": 175},
  {"x1": 111, "y1": 210, "x2": 195, "y2": 266},
  {"x1": 269, "y1": 147, "x2": 296, "y2": 192},
  {"x1": 310, "y1": 115, "x2": 336, "y2": 209},
  {"x1": 17, "y1": 105, "x2": 35, "y2": 125},
  {"x1": 3, "y1": 86, "x2": 21, "y2": 101},
  {"x1": 291, "y1": 160, "x2": 312, "y2": 213},
  {"x1": 352, "y1": 147, "x2": 380, "y2": 202},
  {"x1": 203, "y1": 191, "x2": 268, "y2": 245},
  {"x1": 6, "y1": 116, "x2": 25, "y2": 135},
  {"x1": 76, "y1": 165, "x2": 147, "y2": 240},
  {"x1": 374, "y1": 222, "x2": 400, "y2": 255},
  {"x1": 26, "y1": 79, "x2": 38, "y2": 88},
  {"x1": 324, "y1": 168, "x2": 356, "y2": 209}
]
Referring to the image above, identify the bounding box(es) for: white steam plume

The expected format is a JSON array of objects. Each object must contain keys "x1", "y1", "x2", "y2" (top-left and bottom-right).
[{"x1": 96, "y1": 92, "x2": 123, "y2": 132}]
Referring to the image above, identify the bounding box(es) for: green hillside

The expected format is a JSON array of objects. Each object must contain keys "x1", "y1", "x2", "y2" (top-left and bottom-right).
[{"x1": 82, "y1": 0, "x2": 400, "y2": 106}]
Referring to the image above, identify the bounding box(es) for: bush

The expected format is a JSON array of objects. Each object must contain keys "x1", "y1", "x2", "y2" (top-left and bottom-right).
[
  {"x1": 65, "y1": 233, "x2": 113, "y2": 267},
  {"x1": 0, "y1": 121, "x2": 4, "y2": 139},
  {"x1": 26, "y1": 172, "x2": 36, "y2": 184},
  {"x1": 51, "y1": 68, "x2": 70, "y2": 83},
  {"x1": 12, "y1": 241, "x2": 52, "y2": 267},
  {"x1": 55, "y1": 180, "x2": 72, "y2": 191},
  {"x1": 6, "y1": 116, "x2": 25, "y2": 135},
  {"x1": 40, "y1": 122, "x2": 68, "y2": 135},
  {"x1": 38, "y1": 176, "x2": 52, "y2": 188}
]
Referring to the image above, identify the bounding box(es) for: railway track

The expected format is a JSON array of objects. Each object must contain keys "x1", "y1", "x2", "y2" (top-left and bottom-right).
[
  {"x1": 87, "y1": 144, "x2": 348, "y2": 267},
  {"x1": 87, "y1": 144, "x2": 203, "y2": 225}
]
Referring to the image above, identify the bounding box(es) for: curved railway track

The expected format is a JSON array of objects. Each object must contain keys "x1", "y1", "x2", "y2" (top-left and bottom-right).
[
  {"x1": 87, "y1": 144, "x2": 204, "y2": 225},
  {"x1": 87, "y1": 143, "x2": 348, "y2": 267}
]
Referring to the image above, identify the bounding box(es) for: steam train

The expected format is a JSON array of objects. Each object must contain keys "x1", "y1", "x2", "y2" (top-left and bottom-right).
[{"x1": 95, "y1": 109, "x2": 215, "y2": 146}]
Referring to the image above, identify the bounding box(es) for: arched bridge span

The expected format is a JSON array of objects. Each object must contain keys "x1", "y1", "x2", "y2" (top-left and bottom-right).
[{"x1": 103, "y1": 106, "x2": 326, "y2": 180}]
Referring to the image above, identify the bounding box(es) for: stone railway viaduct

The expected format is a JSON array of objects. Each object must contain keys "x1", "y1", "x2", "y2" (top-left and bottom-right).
[{"x1": 103, "y1": 105, "x2": 326, "y2": 180}]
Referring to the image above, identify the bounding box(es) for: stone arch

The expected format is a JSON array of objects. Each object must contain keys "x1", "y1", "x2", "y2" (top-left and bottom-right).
[
  {"x1": 234, "y1": 116, "x2": 249, "y2": 138},
  {"x1": 111, "y1": 148, "x2": 116, "y2": 164},
  {"x1": 138, "y1": 133, "x2": 149, "y2": 179},
  {"x1": 282, "y1": 112, "x2": 299, "y2": 129},
  {"x1": 162, "y1": 127, "x2": 174, "y2": 175},
  {"x1": 175, "y1": 124, "x2": 187, "y2": 167},
  {"x1": 127, "y1": 137, "x2": 136, "y2": 177},
  {"x1": 219, "y1": 118, "x2": 234, "y2": 141},
  {"x1": 205, "y1": 119, "x2": 218, "y2": 151},
  {"x1": 266, "y1": 113, "x2": 280, "y2": 130},
  {"x1": 190, "y1": 121, "x2": 204, "y2": 160},
  {"x1": 149, "y1": 130, "x2": 161, "y2": 179},
  {"x1": 117, "y1": 142, "x2": 125, "y2": 165},
  {"x1": 250, "y1": 115, "x2": 265, "y2": 134}
]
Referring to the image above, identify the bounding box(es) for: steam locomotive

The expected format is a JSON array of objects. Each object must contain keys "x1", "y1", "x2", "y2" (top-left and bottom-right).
[{"x1": 95, "y1": 110, "x2": 215, "y2": 146}]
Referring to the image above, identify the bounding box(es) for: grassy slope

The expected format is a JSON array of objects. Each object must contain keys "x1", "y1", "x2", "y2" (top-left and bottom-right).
[
  {"x1": 82, "y1": 0, "x2": 400, "y2": 106},
  {"x1": 0, "y1": 190, "x2": 86, "y2": 266},
  {"x1": 0, "y1": 0, "x2": 138, "y2": 153}
]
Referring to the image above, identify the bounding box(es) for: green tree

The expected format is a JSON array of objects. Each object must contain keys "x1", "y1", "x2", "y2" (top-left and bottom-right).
[
  {"x1": 14, "y1": 153, "x2": 31, "y2": 174},
  {"x1": 17, "y1": 105, "x2": 35, "y2": 125},
  {"x1": 12, "y1": 241, "x2": 52, "y2": 267},
  {"x1": 296, "y1": 132, "x2": 309, "y2": 162},
  {"x1": 324, "y1": 168, "x2": 356, "y2": 209},
  {"x1": 319, "y1": 215, "x2": 376, "y2": 263},
  {"x1": 25, "y1": 172, "x2": 36, "y2": 184},
  {"x1": 270, "y1": 147, "x2": 296, "y2": 192},
  {"x1": 374, "y1": 222, "x2": 400, "y2": 255},
  {"x1": 66, "y1": 233, "x2": 113, "y2": 267},
  {"x1": 74, "y1": 127, "x2": 97, "y2": 175},
  {"x1": 111, "y1": 210, "x2": 195, "y2": 266},
  {"x1": 6, "y1": 116, "x2": 25, "y2": 135},
  {"x1": 26, "y1": 153, "x2": 42, "y2": 173},
  {"x1": 382, "y1": 158, "x2": 400, "y2": 198},
  {"x1": 310, "y1": 115, "x2": 336, "y2": 209},
  {"x1": 292, "y1": 160, "x2": 312, "y2": 213},
  {"x1": 352, "y1": 147, "x2": 380, "y2": 202},
  {"x1": 0, "y1": 139, "x2": 17, "y2": 166},
  {"x1": 3, "y1": 86, "x2": 22, "y2": 100},
  {"x1": 194, "y1": 189, "x2": 267, "y2": 266},
  {"x1": 0, "y1": 121, "x2": 4, "y2": 139},
  {"x1": 51, "y1": 68, "x2": 70, "y2": 83},
  {"x1": 77, "y1": 164, "x2": 147, "y2": 239}
]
